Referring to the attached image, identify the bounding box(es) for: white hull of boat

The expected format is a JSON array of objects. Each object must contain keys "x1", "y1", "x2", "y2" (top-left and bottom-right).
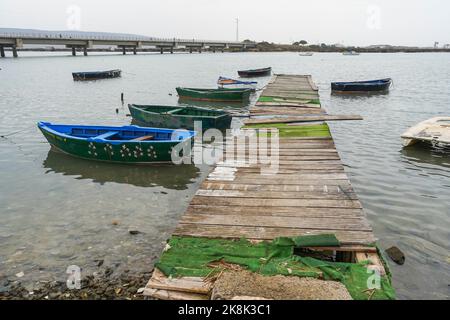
[{"x1": 401, "y1": 117, "x2": 450, "y2": 147}]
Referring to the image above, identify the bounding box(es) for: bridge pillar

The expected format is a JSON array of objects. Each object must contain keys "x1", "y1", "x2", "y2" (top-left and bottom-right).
[
  {"x1": 0, "y1": 46, "x2": 5, "y2": 58},
  {"x1": 72, "y1": 47, "x2": 76, "y2": 56},
  {"x1": 12, "y1": 46, "x2": 18, "y2": 58},
  {"x1": 83, "y1": 46, "x2": 88, "y2": 56}
]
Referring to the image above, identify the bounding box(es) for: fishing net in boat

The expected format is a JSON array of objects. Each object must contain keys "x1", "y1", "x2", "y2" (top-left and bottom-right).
[{"x1": 155, "y1": 235, "x2": 395, "y2": 300}]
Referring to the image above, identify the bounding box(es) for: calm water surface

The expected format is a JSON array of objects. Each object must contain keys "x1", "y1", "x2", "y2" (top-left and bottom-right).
[{"x1": 0, "y1": 52, "x2": 449, "y2": 299}]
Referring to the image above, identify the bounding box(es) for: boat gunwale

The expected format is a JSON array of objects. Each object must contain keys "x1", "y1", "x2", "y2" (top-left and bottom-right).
[
  {"x1": 38, "y1": 122, "x2": 196, "y2": 144},
  {"x1": 72, "y1": 69, "x2": 121, "y2": 76},
  {"x1": 176, "y1": 87, "x2": 253, "y2": 94},
  {"x1": 129, "y1": 104, "x2": 230, "y2": 120},
  {"x1": 331, "y1": 78, "x2": 392, "y2": 86}
]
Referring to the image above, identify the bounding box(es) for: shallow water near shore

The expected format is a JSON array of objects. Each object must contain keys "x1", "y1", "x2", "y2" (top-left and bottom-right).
[{"x1": 0, "y1": 51, "x2": 449, "y2": 299}]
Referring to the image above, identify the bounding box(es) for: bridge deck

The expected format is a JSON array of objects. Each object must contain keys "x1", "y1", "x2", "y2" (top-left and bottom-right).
[{"x1": 144, "y1": 75, "x2": 382, "y2": 300}]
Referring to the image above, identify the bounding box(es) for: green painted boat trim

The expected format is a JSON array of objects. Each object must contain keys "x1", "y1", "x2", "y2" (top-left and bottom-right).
[
  {"x1": 128, "y1": 104, "x2": 232, "y2": 131},
  {"x1": 176, "y1": 87, "x2": 252, "y2": 102},
  {"x1": 244, "y1": 123, "x2": 331, "y2": 138}
]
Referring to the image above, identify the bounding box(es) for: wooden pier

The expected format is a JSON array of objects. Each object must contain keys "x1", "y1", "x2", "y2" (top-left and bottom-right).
[{"x1": 144, "y1": 75, "x2": 386, "y2": 300}]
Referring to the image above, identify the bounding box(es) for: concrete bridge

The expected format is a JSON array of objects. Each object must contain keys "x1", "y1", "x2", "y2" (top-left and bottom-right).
[{"x1": 0, "y1": 28, "x2": 256, "y2": 57}]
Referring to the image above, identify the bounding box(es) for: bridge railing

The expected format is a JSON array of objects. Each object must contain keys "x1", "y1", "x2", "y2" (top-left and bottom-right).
[{"x1": 0, "y1": 30, "x2": 251, "y2": 45}]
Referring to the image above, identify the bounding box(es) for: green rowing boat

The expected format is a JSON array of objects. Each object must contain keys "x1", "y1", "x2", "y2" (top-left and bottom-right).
[
  {"x1": 128, "y1": 104, "x2": 232, "y2": 131},
  {"x1": 176, "y1": 87, "x2": 252, "y2": 102}
]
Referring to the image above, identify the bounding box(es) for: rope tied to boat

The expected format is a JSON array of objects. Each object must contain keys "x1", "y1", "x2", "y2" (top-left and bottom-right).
[{"x1": 0, "y1": 126, "x2": 35, "y2": 139}]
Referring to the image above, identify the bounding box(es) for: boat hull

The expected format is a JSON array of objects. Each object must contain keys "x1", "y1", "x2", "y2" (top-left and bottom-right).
[
  {"x1": 38, "y1": 122, "x2": 195, "y2": 164},
  {"x1": 331, "y1": 78, "x2": 392, "y2": 93},
  {"x1": 237, "y1": 67, "x2": 272, "y2": 78},
  {"x1": 128, "y1": 105, "x2": 232, "y2": 131},
  {"x1": 401, "y1": 117, "x2": 450, "y2": 148},
  {"x1": 176, "y1": 87, "x2": 251, "y2": 102},
  {"x1": 72, "y1": 69, "x2": 121, "y2": 81}
]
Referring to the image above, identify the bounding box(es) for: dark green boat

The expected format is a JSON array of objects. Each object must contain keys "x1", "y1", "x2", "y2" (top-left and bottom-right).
[
  {"x1": 128, "y1": 104, "x2": 232, "y2": 131},
  {"x1": 176, "y1": 87, "x2": 252, "y2": 102},
  {"x1": 38, "y1": 122, "x2": 195, "y2": 164}
]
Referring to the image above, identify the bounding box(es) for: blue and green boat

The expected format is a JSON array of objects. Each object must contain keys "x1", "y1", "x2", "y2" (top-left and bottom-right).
[{"x1": 38, "y1": 122, "x2": 195, "y2": 164}]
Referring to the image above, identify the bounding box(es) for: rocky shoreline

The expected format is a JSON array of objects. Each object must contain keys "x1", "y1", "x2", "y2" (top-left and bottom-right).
[{"x1": 0, "y1": 267, "x2": 153, "y2": 300}]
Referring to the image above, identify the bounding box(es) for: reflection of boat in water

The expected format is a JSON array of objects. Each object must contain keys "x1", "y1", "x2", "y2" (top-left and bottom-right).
[
  {"x1": 43, "y1": 150, "x2": 201, "y2": 190},
  {"x1": 401, "y1": 142, "x2": 450, "y2": 170}
]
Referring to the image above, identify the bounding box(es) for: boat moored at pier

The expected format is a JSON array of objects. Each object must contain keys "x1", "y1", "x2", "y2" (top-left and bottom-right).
[
  {"x1": 128, "y1": 104, "x2": 232, "y2": 131},
  {"x1": 176, "y1": 87, "x2": 252, "y2": 102},
  {"x1": 38, "y1": 122, "x2": 195, "y2": 164}
]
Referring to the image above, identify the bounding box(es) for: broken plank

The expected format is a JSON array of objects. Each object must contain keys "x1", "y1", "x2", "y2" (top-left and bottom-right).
[{"x1": 146, "y1": 269, "x2": 212, "y2": 294}]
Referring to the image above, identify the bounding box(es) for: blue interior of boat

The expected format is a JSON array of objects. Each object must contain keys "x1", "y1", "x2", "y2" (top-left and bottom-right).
[{"x1": 38, "y1": 122, "x2": 195, "y2": 142}]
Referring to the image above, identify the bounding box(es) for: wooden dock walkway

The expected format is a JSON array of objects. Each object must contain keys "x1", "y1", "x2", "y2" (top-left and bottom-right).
[{"x1": 144, "y1": 75, "x2": 384, "y2": 300}]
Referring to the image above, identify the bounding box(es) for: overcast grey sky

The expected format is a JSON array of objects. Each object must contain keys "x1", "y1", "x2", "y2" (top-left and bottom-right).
[{"x1": 1, "y1": 0, "x2": 449, "y2": 46}]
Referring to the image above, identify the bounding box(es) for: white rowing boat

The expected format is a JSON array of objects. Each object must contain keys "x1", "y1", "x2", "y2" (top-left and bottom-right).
[{"x1": 401, "y1": 117, "x2": 450, "y2": 147}]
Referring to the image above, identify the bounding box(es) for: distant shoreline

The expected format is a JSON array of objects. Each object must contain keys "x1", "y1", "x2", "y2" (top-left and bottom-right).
[{"x1": 5, "y1": 46, "x2": 450, "y2": 54}]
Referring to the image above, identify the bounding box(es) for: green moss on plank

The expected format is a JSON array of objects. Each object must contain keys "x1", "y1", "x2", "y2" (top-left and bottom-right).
[{"x1": 244, "y1": 123, "x2": 331, "y2": 138}]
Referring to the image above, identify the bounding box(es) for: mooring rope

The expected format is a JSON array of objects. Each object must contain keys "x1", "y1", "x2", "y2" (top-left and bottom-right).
[{"x1": 0, "y1": 126, "x2": 35, "y2": 139}]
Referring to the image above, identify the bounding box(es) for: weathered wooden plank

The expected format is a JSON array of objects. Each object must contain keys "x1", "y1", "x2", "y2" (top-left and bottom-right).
[
  {"x1": 225, "y1": 137, "x2": 334, "y2": 143},
  {"x1": 190, "y1": 196, "x2": 362, "y2": 209},
  {"x1": 186, "y1": 205, "x2": 364, "y2": 218},
  {"x1": 217, "y1": 172, "x2": 349, "y2": 180},
  {"x1": 207, "y1": 178, "x2": 353, "y2": 186},
  {"x1": 145, "y1": 269, "x2": 212, "y2": 294},
  {"x1": 224, "y1": 142, "x2": 335, "y2": 148},
  {"x1": 144, "y1": 288, "x2": 208, "y2": 300},
  {"x1": 200, "y1": 182, "x2": 354, "y2": 193},
  {"x1": 218, "y1": 160, "x2": 344, "y2": 167},
  {"x1": 222, "y1": 150, "x2": 340, "y2": 156},
  {"x1": 250, "y1": 107, "x2": 326, "y2": 115},
  {"x1": 214, "y1": 168, "x2": 345, "y2": 174},
  {"x1": 180, "y1": 214, "x2": 372, "y2": 231},
  {"x1": 244, "y1": 115, "x2": 363, "y2": 125},
  {"x1": 174, "y1": 224, "x2": 376, "y2": 245},
  {"x1": 222, "y1": 156, "x2": 341, "y2": 162},
  {"x1": 355, "y1": 252, "x2": 386, "y2": 276},
  {"x1": 196, "y1": 189, "x2": 357, "y2": 200}
]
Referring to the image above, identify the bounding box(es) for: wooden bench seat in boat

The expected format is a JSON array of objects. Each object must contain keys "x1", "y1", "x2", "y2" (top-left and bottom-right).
[
  {"x1": 132, "y1": 135, "x2": 154, "y2": 141},
  {"x1": 92, "y1": 131, "x2": 119, "y2": 140}
]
